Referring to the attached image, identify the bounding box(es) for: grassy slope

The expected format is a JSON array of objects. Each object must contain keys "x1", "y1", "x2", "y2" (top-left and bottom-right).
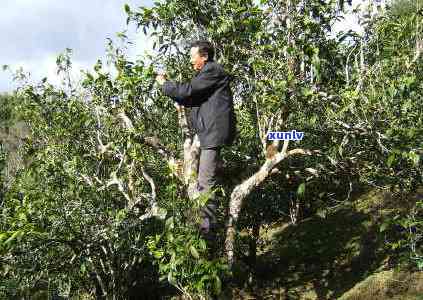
[{"x1": 224, "y1": 188, "x2": 422, "y2": 300}]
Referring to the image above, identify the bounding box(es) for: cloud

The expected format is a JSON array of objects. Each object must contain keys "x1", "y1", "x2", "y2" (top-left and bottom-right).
[
  {"x1": 332, "y1": 0, "x2": 389, "y2": 36},
  {"x1": 1, "y1": 0, "x2": 385, "y2": 93},
  {"x1": 0, "y1": 0, "x2": 153, "y2": 92}
]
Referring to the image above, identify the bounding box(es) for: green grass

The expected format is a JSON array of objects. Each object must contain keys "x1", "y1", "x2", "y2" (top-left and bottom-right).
[{"x1": 226, "y1": 188, "x2": 423, "y2": 299}]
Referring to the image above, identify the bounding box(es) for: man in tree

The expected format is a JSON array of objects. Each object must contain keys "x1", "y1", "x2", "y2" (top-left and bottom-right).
[{"x1": 156, "y1": 40, "x2": 236, "y2": 237}]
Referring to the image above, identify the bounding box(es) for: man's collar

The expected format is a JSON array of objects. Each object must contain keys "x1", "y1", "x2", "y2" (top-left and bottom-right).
[{"x1": 197, "y1": 61, "x2": 212, "y2": 74}]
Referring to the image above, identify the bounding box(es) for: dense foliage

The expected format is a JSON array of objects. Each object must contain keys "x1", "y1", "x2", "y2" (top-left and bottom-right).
[{"x1": 0, "y1": 0, "x2": 421, "y2": 298}]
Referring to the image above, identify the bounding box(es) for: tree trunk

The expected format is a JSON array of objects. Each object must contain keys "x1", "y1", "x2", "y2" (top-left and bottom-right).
[
  {"x1": 248, "y1": 221, "x2": 260, "y2": 285},
  {"x1": 224, "y1": 146, "x2": 318, "y2": 267}
]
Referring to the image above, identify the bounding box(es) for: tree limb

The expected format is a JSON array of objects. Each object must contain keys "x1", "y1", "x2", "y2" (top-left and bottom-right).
[{"x1": 225, "y1": 145, "x2": 320, "y2": 266}]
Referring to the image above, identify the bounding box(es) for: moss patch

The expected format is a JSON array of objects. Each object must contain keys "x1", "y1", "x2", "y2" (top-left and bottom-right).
[{"x1": 339, "y1": 270, "x2": 423, "y2": 300}]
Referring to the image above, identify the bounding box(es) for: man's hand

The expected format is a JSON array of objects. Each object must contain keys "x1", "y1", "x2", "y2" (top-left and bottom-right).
[{"x1": 155, "y1": 74, "x2": 167, "y2": 85}]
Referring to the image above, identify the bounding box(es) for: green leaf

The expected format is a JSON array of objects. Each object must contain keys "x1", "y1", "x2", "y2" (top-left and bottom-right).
[
  {"x1": 297, "y1": 183, "x2": 306, "y2": 197},
  {"x1": 379, "y1": 222, "x2": 389, "y2": 232},
  {"x1": 153, "y1": 250, "x2": 163, "y2": 259},
  {"x1": 168, "y1": 272, "x2": 175, "y2": 284},
  {"x1": 301, "y1": 87, "x2": 313, "y2": 97},
  {"x1": 199, "y1": 239, "x2": 207, "y2": 250},
  {"x1": 4, "y1": 231, "x2": 20, "y2": 245},
  {"x1": 0, "y1": 233, "x2": 7, "y2": 242},
  {"x1": 80, "y1": 263, "x2": 86, "y2": 274},
  {"x1": 94, "y1": 60, "x2": 102, "y2": 72},
  {"x1": 190, "y1": 245, "x2": 199, "y2": 259},
  {"x1": 167, "y1": 232, "x2": 174, "y2": 242},
  {"x1": 124, "y1": 4, "x2": 131, "y2": 14},
  {"x1": 387, "y1": 153, "x2": 396, "y2": 167},
  {"x1": 156, "y1": 207, "x2": 167, "y2": 219},
  {"x1": 116, "y1": 209, "x2": 126, "y2": 222},
  {"x1": 116, "y1": 31, "x2": 128, "y2": 39},
  {"x1": 213, "y1": 275, "x2": 222, "y2": 295},
  {"x1": 407, "y1": 151, "x2": 420, "y2": 166},
  {"x1": 165, "y1": 217, "x2": 174, "y2": 230}
]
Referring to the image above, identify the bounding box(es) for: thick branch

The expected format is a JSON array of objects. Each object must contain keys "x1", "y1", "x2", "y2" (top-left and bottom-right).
[
  {"x1": 175, "y1": 103, "x2": 191, "y2": 139},
  {"x1": 116, "y1": 110, "x2": 175, "y2": 161},
  {"x1": 185, "y1": 135, "x2": 201, "y2": 199},
  {"x1": 141, "y1": 166, "x2": 157, "y2": 208},
  {"x1": 117, "y1": 111, "x2": 134, "y2": 131},
  {"x1": 225, "y1": 145, "x2": 320, "y2": 266},
  {"x1": 133, "y1": 134, "x2": 175, "y2": 161},
  {"x1": 86, "y1": 248, "x2": 107, "y2": 297}
]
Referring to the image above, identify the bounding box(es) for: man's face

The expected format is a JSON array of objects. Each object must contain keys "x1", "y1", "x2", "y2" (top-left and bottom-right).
[{"x1": 190, "y1": 47, "x2": 207, "y2": 71}]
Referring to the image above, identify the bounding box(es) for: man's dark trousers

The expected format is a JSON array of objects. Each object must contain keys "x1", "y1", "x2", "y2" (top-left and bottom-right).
[{"x1": 197, "y1": 147, "x2": 220, "y2": 233}]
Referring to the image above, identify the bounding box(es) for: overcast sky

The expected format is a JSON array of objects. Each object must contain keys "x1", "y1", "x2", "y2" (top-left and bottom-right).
[
  {"x1": 0, "y1": 0, "x2": 368, "y2": 93},
  {"x1": 0, "y1": 0, "x2": 153, "y2": 92}
]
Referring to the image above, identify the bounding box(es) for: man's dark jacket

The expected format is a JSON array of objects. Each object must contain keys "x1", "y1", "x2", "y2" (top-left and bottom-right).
[{"x1": 162, "y1": 61, "x2": 237, "y2": 149}]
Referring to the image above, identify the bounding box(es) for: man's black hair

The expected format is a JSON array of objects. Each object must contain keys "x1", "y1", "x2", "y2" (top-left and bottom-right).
[{"x1": 190, "y1": 40, "x2": 214, "y2": 61}]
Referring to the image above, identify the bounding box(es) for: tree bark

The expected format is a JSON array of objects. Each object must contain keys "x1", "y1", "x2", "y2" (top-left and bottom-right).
[{"x1": 224, "y1": 145, "x2": 319, "y2": 267}]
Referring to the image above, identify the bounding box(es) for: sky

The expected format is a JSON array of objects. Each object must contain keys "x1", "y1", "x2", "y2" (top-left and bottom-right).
[
  {"x1": 0, "y1": 0, "x2": 153, "y2": 92},
  {"x1": 0, "y1": 0, "x2": 372, "y2": 93}
]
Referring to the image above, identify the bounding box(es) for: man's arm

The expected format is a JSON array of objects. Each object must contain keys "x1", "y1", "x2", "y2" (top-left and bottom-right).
[{"x1": 162, "y1": 65, "x2": 221, "y2": 107}]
